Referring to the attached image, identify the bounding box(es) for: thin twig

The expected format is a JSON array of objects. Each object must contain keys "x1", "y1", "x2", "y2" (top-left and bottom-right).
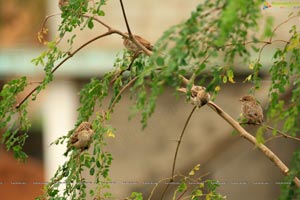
[
  {"x1": 119, "y1": 0, "x2": 132, "y2": 36},
  {"x1": 110, "y1": 52, "x2": 141, "y2": 84},
  {"x1": 147, "y1": 176, "x2": 177, "y2": 200},
  {"x1": 179, "y1": 75, "x2": 189, "y2": 86},
  {"x1": 269, "y1": 15, "x2": 300, "y2": 43},
  {"x1": 239, "y1": 122, "x2": 300, "y2": 142},
  {"x1": 108, "y1": 76, "x2": 138, "y2": 112},
  {"x1": 171, "y1": 106, "x2": 197, "y2": 178},
  {"x1": 83, "y1": 14, "x2": 111, "y2": 30},
  {"x1": 264, "y1": 124, "x2": 300, "y2": 142},
  {"x1": 161, "y1": 106, "x2": 197, "y2": 199},
  {"x1": 207, "y1": 101, "x2": 300, "y2": 188},
  {"x1": 189, "y1": 54, "x2": 210, "y2": 84},
  {"x1": 176, "y1": 188, "x2": 188, "y2": 200},
  {"x1": 119, "y1": 0, "x2": 152, "y2": 56},
  {"x1": 265, "y1": 135, "x2": 284, "y2": 144},
  {"x1": 41, "y1": 13, "x2": 61, "y2": 30}
]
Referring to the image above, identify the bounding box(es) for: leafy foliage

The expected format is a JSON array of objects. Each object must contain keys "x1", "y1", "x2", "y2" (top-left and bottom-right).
[
  {"x1": 170, "y1": 164, "x2": 226, "y2": 200},
  {"x1": 279, "y1": 150, "x2": 300, "y2": 200},
  {"x1": 0, "y1": 77, "x2": 29, "y2": 161}
]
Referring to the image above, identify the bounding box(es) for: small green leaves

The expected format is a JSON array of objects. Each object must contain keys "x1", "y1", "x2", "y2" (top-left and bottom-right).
[
  {"x1": 256, "y1": 126, "x2": 266, "y2": 144},
  {"x1": 279, "y1": 150, "x2": 300, "y2": 200},
  {"x1": 226, "y1": 69, "x2": 235, "y2": 83},
  {"x1": 262, "y1": 16, "x2": 274, "y2": 39},
  {"x1": 87, "y1": 18, "x2": 94, "y2": 29},
  {"x1": 0, "y1": 77, "x2": 29, "y2": 161},
  {"x1": 156, "y1": 56, "x2": 164, "y2": 66},
  {"x1": 177, "y1": 182, "x2": 187, "y2": 192},
  {"x1": 189, "y1": 164, "x2": 200, "y2": 176},
  {"x1": 89, "y1": 168, "x2": 95, "y2": 176},
  {"x1": 128, "y1": 192, "x2": 143, "y2": 200}
]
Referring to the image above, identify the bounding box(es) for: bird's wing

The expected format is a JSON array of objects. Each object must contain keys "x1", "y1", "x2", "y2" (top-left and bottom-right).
[
  {"x1": 134, "y1": 35, "x2": 153, "y2": 50},
  {"x1": 70, "y1": 131, "x2": 79, "y2": 144},
  {"x1": 75, "y1": 122, "x2": 92, "y2": 132}
]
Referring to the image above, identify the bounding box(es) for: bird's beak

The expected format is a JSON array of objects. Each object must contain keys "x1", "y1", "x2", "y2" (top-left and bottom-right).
[{"x1": 239, "y1": 98, "x2": 242, "y2": 101}]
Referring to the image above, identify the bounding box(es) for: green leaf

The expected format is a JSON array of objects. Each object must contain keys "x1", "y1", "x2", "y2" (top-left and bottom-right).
[
  {"x1": 177, "y1": 182, "x2": 187, "y2": 192},
  {"x1": 129, "y1": 192, "x2": 143, "y2": 200},
  {"x1": 89, "y1": 168, "x2": 95, "y2": 176},
  {"x1": 156, "y1": 56, "x2": 165, "y2": 66},
  {"x1": 222, "y1": 76, "x2": 227, "y2": 83},
  {"x1": 226, "y1": 69, "x2": 235, "y2": 83},
  {"x1": 262, "y1": 16, "x2": 274, "y2": 39},
  {"x1": 88, "y1": 19, "x2": 94, "y2": 29},
  {"x1": 256, "y1": 126, "x2": 266, "y2": 144}
]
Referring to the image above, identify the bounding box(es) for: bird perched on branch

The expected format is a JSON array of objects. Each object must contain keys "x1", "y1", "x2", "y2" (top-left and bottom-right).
[
  {"x1": 123, "y1": 32, "x2": 153, "y2": 53},
  {"x1": 59, "y1": 0, "x2": 89, "y2": 11},
  {"x1": 68, "y1": 121, "x2": 95, "y2": 152},
  {"x1": 240, "y1": 95, "x2": 264, "y2": 124},
  {"x1": 58, "y1": 0, "x2": 69, "y2": 10},
  {"x1": 178, "y1": 85, "x2": 211, "y2": 107}
]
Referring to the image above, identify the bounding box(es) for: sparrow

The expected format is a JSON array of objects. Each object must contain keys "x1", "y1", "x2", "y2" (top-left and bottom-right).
[
  {"x1": 59, "y1": 0, "x2": 88, "y2": 10},
  {"x1": 69, "y1": 121, "x2": 95, "y2": 151},
  {"x1": 240, "y1": 95, "x2": 264, "y2": 124},
  {"x1": 178, "y1": 85, "x2": 210, "y2": 107},
  {"x1": 58, "y1": 0, "x2": 69, "y2": 10},
  {"x1": 122, "y1": 32, "x2": 153, "y2": 53}
]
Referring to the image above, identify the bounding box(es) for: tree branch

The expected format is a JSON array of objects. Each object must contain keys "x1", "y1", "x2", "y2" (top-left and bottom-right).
[
  {"x1": 119, "y1": 0, "x2": 132, "y2": 36},
  {"x1": 118, "y1": 0, "x2": 152, "y2": 56},
  {"x1": 207, "y1": 101, "x2": 300, "y2": 188},
  {"x1": 15, "y1": 30, "x2": 118, "y2": 109},
  {"x1": 239, "y1": 122, "x2": 300, "y2": 142},
  {"x1": 160, "y1": 106, "x2": 197, "y2": 199},
  {"x1": 110, "y1": 51, "x2": 141, "y2": 84},
  {"x1": 171, "y1": 106, "x2": 197, "y2": 179}
]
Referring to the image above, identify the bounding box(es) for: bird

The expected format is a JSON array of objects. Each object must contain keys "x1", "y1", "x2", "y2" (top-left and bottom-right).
[
  {"x1": 68, "y1": 121, "x2": 95, "y2": 152},
  {"x1": 122, "y1": 32, "x2": 153, "y2": 53},
  {"x1": 190, "y1": 86, "x2": 210, "y2": 107},
  {"x1": 240, "y1": 95, "x2": 264, "y2": 124},
  {"x1": 177, "y1": 85, "x2": 210, "y2": 107},
  {"x1": 59, "y1": 0, "x2": 89, "y2": 10},
  {"x1": 58, "y1": 0, "x2": 69, "y2": 10}
]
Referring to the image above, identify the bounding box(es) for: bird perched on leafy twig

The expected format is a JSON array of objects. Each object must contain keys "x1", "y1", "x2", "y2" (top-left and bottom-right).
[
  {"x1": 178, "y1": 85, "x2": 211, "y2": 107},
  {"x1": 58, "y1": 0, "x2": 69, "y2": 10},
  {"x1": 67, "y1": 121, "x2": 95, "y2": 153},
  {"x1": 240, "y1": 95, "x2": 264, "y2": 124},
  {"x1": 122, "y1": 32, "x2": 153, "y2": 53}
]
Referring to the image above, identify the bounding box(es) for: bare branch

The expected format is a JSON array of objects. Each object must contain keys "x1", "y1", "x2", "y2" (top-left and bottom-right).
[
  {"x1": 269, "y1": 15, "x2": 300, "y2": 43},
  {"x1": 83, "y1": 14, "x2": 111, "y2": 30},
  {"x1": 147, "y1": 175, "x2": 178, "y2": 200},
  {"x1": 118, "y1": 0, "x2": 152, "y2": 56},
  {"x1": 239, "y1": 122, "x2": 300, "y2": 142},
  {"x1": 161, "y1": 106, "x2": 197, "y2": 199},
  {"x1": 179, "y1": 75, "x2": 190, "y2": 86},
  {"x1": 119, "y1": 0, "x2": 132, "y2": 36},
  {"x1": 264, "y1": 124, "x2": 300, "y2": 142}
]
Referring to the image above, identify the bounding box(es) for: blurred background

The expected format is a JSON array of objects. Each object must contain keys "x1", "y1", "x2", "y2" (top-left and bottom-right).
[{"x1": 0, "y1": 0, "x2": 299, "y2": 199}]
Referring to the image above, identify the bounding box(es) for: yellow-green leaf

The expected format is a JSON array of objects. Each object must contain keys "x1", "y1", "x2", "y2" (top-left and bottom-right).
[
  {"x1": 227, "y1": 69, "x2": 235, "y2": 83},
  {"x1": 215, "y1": 85, "x2": 221, "y2": 91}
]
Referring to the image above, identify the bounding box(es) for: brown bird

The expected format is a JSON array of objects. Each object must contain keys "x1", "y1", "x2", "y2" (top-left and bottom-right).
[
  {"x1": 240, "y1": 95, "x2": 264, "y2": 124},
  {"x1": 123, "y1": 33, "x2": 153, "y2": 53},
  {"x1": 58, "y1": 0, "x2": 69, "y2": 10},
  {"x1": 69, "y1": 121, "x2": 95, "y2": 151}
]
